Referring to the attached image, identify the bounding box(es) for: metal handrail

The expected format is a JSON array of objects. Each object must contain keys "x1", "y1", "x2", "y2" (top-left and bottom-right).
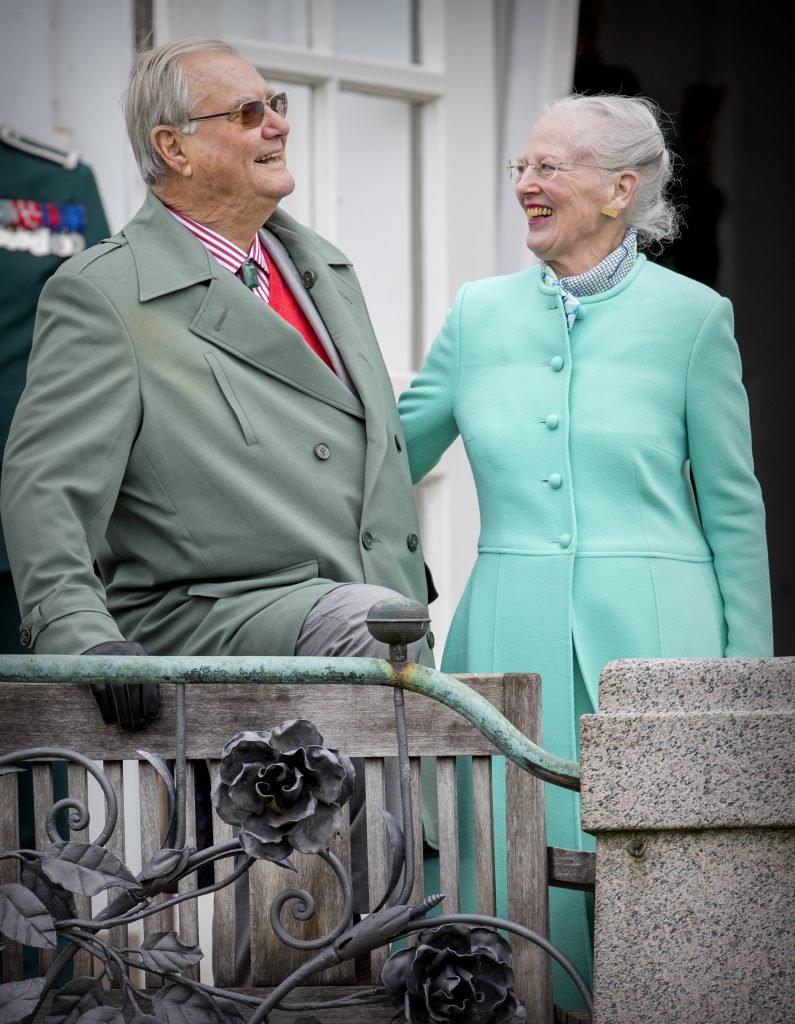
[{"x1": 0, "y1": 652, "x2": 580, "y2": 789}]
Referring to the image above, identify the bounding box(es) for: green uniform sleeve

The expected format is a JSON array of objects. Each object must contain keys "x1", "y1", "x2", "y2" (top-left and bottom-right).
[
  {"x1": 685, "y1": 296, "x2": 773, "y2": 655},
  {"x1": 1, "y1": 268, "x2": 141, "y2": 653}
]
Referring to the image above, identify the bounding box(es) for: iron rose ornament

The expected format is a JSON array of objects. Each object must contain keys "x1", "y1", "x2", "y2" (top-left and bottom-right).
[
  {"x1": 382, "y1": 923, "x2": 528, "y2": 1023},
  {"x1": 211, "y1": 720, "x2": 356, "y2": 862}
]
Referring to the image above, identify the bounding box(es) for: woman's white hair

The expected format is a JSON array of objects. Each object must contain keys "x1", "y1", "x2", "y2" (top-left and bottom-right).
[
  {"x1": 124, "y1": 38, "x2": 236, "y2": 187},
  {"x1": 548, "y1": 93, "x2": 682, "y2": 249}
]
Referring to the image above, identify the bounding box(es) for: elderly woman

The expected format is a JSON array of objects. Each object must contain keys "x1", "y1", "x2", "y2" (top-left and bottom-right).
[{"x1": 399, "y1": 93, "x2": 773, "y2": 1010}]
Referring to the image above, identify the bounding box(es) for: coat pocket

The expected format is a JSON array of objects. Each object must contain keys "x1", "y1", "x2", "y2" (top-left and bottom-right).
[
  {"x1": 186, "y1": 560, "x2": 320, "y2": 599},
  {"x1": 204, "y1": 352, "x2": 258, "y2": 446},
  {"x1": 327, "y1": 261, "x2": 362, "y2": 305}
]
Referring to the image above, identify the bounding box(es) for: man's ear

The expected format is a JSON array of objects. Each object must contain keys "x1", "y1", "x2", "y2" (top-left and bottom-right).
[{"x1": 151, "y1": 125, "x2": 193, "y2": 178}]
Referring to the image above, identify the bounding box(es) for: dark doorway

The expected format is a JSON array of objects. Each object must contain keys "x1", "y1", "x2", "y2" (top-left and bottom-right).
[{"x1": 574, "y1": 0, "x2": 795, "y2": 655}]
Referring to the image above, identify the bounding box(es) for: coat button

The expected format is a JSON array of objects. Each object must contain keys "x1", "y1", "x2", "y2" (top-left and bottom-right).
[
  {"x1": 549, "y1": 355, "x2": 564, "y2": 371},
  {"x1": 314, "y1": 442, "x2": 331, "y2": 460},
  {"x1": 302, "y1": 270, "x2": 316, "y2": 288},
  {"x1": 548, "y1": 472, "x2": 562, "y2": 489},
  {"x1": 362, "y1": 530, "x2": 374, "y2": 550},
  {"x1": 19, "y1": 626, "x2": 31, "y2": 647},
  {"x1": 558, "y1": 533, "x2": 572, "y2": 548},
  {"x1": 407, "y1": 533, "x2": 419, "y2": 552},
  {"x1": 427, "y1": 630, "x2": 435, "y2": 649},
  {"x1": 545, "y1": 414, "x2": 559, "y2": 430},
  {"x1": 395, "y1": 433, "x2": 403, "y2": 452}
]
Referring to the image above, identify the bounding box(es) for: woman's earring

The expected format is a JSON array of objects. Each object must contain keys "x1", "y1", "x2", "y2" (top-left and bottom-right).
[{"x1": 601, "y1": 205, "x2": 618, "y2": 218}]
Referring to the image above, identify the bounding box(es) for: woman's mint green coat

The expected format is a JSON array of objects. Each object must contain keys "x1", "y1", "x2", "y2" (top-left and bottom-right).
[{"x1": 399, "y1": 255, "x2": 773, "y2": 1006}]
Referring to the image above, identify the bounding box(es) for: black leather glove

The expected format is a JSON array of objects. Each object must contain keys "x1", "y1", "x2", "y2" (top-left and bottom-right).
[
  {"x1": 424, "y1": 561, "x2": 439, "y2": 604},
  {"x1": 82, "y1": 640, "x2": 161, "y2": 730}
]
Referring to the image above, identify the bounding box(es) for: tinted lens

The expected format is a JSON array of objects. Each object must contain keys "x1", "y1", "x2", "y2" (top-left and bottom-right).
[
  {"x1": 239, "y1": 100, "x2": 266, "y2": 127},
  {"x1": 267, "y1": 92, "x2": 288, "y2": 118}
]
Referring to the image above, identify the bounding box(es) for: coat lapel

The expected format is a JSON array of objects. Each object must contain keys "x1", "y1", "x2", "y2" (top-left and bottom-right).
[
  {"x1": 123, "y1": 192, "x2": 363, "y2": 418},
  {"x1": 190, "y1": 273, "x2": 364, "y2": 417}
]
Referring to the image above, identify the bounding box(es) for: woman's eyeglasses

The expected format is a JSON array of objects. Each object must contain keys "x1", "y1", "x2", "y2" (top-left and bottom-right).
[
  {"x1": 188, "y1": 93, "x2": 288, "y2": 129},
  {"x1": 506, "y1": 158, "x2": 613, "y2": 182}
]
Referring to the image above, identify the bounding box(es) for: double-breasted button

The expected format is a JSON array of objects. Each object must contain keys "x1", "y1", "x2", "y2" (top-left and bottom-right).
[
  {"x1": 550, "y1": 355, "x2": 564, "y2": 372},
  {"x1": 407, "y1": 533, "x2": 419, "y2": 552},
  {"x1": 427, "y1": 630, "x2": 435, "y2": 650},
  {"x1": 395, "y1": 433, "x2": 403, "y2": 452},
  {"x1": 558, "y1": 533, "x2": 572, "y2": 549},
  {"x1": 302, "y1": 270, "x2": 316, "y2": 288},
  {"x1": 19, "y1": 626, "x2": 31, "y2": 647},
  {"x1": 545, "y1": 414, "x2": 559, "y2": 430},
  {"x1": 362, "y1": 530, "x2": 374, "y2": 550},
  {"x1": 314, "y1": 442, "x2": 331, "y2": 460},
  {"x1": 548, "y1": 473, "x2": 562, "y2": 489}
]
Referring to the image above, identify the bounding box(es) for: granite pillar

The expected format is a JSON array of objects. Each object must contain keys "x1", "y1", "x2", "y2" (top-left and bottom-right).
[{"x1": 580, "y1": 657, "x2": 795, "y2": 1024}]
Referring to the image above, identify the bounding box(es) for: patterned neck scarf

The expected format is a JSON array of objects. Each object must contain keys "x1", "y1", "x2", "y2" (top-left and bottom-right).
[{"x1": 542, "y1": 227, "x2": 638, "y2": 331}]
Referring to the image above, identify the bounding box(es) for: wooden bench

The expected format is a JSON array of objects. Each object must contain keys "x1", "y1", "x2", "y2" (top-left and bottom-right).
[{"x1": 0, "y1": 670, "x2": 589, "y2": 1022}]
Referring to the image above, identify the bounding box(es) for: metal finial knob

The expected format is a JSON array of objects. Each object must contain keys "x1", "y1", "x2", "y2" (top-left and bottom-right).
[{"x1": 366, "y1": 597, "x2": 430, "y2": 663}]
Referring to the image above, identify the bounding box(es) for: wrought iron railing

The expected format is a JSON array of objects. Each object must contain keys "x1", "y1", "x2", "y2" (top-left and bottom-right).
[{"x1": 0, "y1": 599, "x2": 591, "y2": 1023}]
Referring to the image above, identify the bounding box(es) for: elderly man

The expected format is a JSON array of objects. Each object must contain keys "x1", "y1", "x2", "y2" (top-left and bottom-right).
[{"x1": 1, "y1": 38, "x2": 434, "y2": 727}]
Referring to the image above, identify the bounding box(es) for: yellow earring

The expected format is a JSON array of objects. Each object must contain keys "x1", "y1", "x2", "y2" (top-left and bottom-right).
[{"x1": 601, "y1": 205, "x2": 618, "y2": 219}]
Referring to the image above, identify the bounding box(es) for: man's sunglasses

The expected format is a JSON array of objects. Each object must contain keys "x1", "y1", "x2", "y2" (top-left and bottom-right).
[{"x1": 187, "y1": 93, "x2": 288, "y2": 128}]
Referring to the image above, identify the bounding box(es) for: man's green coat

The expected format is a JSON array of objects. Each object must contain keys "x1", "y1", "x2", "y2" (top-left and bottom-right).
[{"x1": 1, "y1": 192, "x2": 428, "y2": 655}]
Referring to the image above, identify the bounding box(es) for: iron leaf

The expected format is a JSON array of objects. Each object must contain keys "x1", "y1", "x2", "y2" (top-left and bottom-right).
[
  {"x1": 76, "y1": 1010, "x2": 125, "y2": 1024},
  {"x1": 137, "y1": 751, "x2": 177, "y2": 845},
  {"x1": 44, "y1": 977, "x2": 103, "y2": 1024},
  {"x1": 137, "y1": 847, "x2": 193, "y2": 885},
  {"x1": 41, "y1": 842, "x2": 140, "y2": 897},
  {"x1": 210, "y1": 999, "x2": 245, "y2": 1024},
  {"x1": 151, "y1": 983, "x2": 225, "y2": 1024},
  {"x1": 20, "y1": 860, "x2": 76, "y2": 923},
  {"x1": 0, "y1": 882, "x2": 57, "y2": 949},
  {"x1": 138, "y1": 931, "x2": 203, "y2": 973},
  {"x1": 370, "y1": 809, "x2": 406, "y2": 913},
  {"x1": 0, "y1": 978, "x2": 47, "y2": 1024}
]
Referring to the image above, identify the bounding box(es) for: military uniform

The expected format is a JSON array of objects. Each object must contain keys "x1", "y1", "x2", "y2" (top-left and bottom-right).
[{"x1": 0, "y1": 136, "x2": 109, "y2": 652}]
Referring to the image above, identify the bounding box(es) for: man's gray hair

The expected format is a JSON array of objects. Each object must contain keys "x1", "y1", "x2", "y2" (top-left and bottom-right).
[
  {"x1": 548, "y1": 93, "x2": 682, "y2": 250},
  {"x1": 124, "y1": 38, "x2": 237, "y2": 187}
]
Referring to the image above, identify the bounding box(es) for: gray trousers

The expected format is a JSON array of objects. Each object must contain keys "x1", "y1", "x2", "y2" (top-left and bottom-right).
[{"x1": 294, "y1": 583, "x2": 427, "y2": 661}]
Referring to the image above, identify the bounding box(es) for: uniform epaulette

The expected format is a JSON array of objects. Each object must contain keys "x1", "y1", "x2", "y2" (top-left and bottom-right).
[{"x1": 1, "y1": 125, "x2": 80, "y2": 170}]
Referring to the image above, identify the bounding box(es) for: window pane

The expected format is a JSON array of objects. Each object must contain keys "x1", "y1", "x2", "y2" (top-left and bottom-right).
[
  {"x1": 266, "y1": 79, "x2": 312, "y2": 227},
  {"x1": 222, "y1": 0, "x2": 309, "y2": 47},
  {"x1": 338, "y1": 92, "x2": 414, "y2": 372},
  {"x1": 334, "y1": 0, "x2": 414, "y2": 63}
]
